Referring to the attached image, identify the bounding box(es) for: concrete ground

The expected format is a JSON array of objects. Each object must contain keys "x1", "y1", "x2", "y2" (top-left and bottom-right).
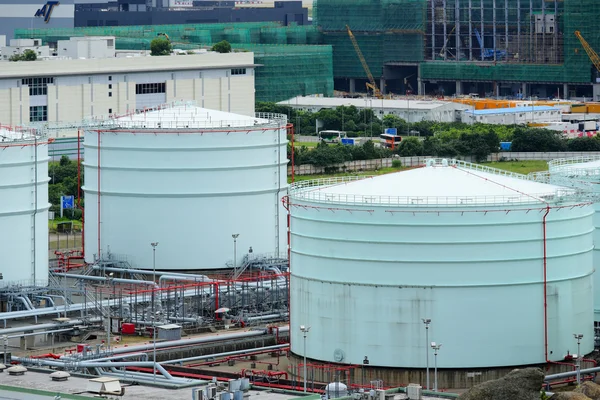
[{"x1": 0, "y1": 371, "x2": 301, "y2": 400}]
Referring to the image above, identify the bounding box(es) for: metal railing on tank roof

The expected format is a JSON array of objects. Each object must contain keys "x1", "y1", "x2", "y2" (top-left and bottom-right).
[
  {"x1": 289, "y1": 175, "x2": 580, "y2": 207},
  {"x1": 547, "y1": 156, "x2": 600, "y2": 178}
]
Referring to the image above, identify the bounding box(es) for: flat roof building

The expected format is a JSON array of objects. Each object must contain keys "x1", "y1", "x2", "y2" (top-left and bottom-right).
[
  {"x1": 279, "y1": 96, "x2": 471, "y2": 123},
  {"x1": 0, "y1": 51, "x2": 256, "y2": 136}
]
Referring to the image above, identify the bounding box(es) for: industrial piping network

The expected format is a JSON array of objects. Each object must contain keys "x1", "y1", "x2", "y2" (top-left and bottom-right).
[
  {"x1": 0, "y1": 267, "x2": 289, "y2": 330},
  {"x1": 12, "y1": 327, "x2": 290, "y2": 388}
]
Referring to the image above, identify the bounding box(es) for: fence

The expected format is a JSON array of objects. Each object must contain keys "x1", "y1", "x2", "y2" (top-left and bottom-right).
[{"x1": 286, "y1": 152, "x2": 600, "y2": 176}]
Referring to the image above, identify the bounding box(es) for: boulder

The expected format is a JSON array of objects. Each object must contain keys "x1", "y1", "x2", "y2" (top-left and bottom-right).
[
  {"x1": 575, "y1": 382, "x2": 600, "y2": 400},
  {"x1": 458, "y1": 368, "x2": 545, "y2": 400},
  {"x1": 551, "y1": 393, "x2": 592, "y2": 400}
]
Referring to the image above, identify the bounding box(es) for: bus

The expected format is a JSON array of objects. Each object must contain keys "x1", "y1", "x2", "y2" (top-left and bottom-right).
[
  {"x1": 379, "y1": 133, "x2": 402, "y2": 150},
  {"x1": 318, "y1": 130, "x2": 346, "y2": 143}
]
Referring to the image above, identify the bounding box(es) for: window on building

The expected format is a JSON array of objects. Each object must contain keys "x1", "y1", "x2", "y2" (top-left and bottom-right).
[
  {"x1": 29, "y1": 106, "x2": 47, "y2": 122},
  {"x1": 109, "y1": 84, "x2": 112, "y2": 89},
  {"x1": 108, "y1": 76, "x2": 112, "y2": 81},
  {"x1": 231, "y1": 68, "x2": 247, "y2": 76},
  {"x1": 21, "y1": 77, "x2": 54, "y2": 96},
  {"x1": 109, "y1": 108, "x2": 113, "y2": 114},
  {"x1": 135, "y1": 83, "x2": 166, "y2": 94},
  {"x1": 109, "y1": 92, "x2": 112, "y2": 97}
]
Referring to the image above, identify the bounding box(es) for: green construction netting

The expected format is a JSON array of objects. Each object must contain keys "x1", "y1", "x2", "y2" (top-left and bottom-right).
[
  {"x1": 14, "y1": 23, "x2": 331, "y2": 102},
  {"x1": 232, "y1": 44, "x2": 334, "y2": 102},
  {"x1": 315, "y1": 0, "x2": 426, "y2": 78}
]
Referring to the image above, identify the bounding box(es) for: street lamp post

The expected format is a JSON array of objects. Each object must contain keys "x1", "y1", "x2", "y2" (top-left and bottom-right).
[
  {"x1": 431, "y1": 342, "x2": 442, "y2": 392},
  {"x1": 232, "y1": 234, "x2": 239, "y2": 273},
  {"x1": 422, "y1": 318, "x2": 431, "y2": 390},
  {"x1": 300, "y1": 325, "x2": 311, "y2": 392},
  {"x1": 151, "y1": 242, "x2": 159, "y2": 383},
  {"x1": 105, "y1": 273, "x2": 113, "y2": 352},
  {"x1": 574, "y1": 333, "x2": 583, "y2": 385}
]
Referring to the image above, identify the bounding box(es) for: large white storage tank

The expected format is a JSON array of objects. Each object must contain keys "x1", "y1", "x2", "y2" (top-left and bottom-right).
[
  {"x1": 289, "y1": 159, "x2": 594, "y2": 370},
  {"x1": 547, "y1": 156, "x2": 600, "y2": 321},
  {"x1": 0, "y1": 127, "x2": 50, "y2": 285},
  {"x1": 83, "y1": 103, "x2": 288, "y2": 270}
]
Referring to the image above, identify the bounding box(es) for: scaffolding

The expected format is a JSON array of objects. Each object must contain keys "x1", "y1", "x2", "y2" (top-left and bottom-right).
[
  {"x1": 315, "y1": 0, "x2": 427, "y2": 78},
  {"x1": 234, "y1": 44, "x2": 334, "y2": 102}
]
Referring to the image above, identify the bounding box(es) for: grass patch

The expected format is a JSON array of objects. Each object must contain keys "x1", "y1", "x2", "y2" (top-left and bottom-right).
[
  {"x1": 289, "y1": 166, "x2": 405, "y2": 183},
  {"x1": 288, "y1": 160, "x2": 549, "y2": 183},
  {"x1": 294, "y1": 141, "x2": 319, "y2": 148},
  {"x1": 49, "y1": 219, "x2": 82, "y2": 231},
  {"x1": 483, "y1": 160, "x2": 548, "y2": 175}
]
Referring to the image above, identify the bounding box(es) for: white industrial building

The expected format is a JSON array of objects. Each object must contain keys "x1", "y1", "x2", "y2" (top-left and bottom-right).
[
  {"x1": 279, "y1": 96, "x2": 470, "y2": 123},
  {"x1": 1, "y1": 38, "x2": 50, "y2": 61},
  {"x1": 0, "y1": 126, "x2": 50, "y2": 286},
  {"x1": 82, "y1": 102, "x2": 288, "y2": 270},
  {"x1": 289, "y1": 159, "x2": 593, "y2": 378},
  {"x1": 0, "y1": 51, "x2": 256, "y2": 136},
  {"x1": 57, "y1": 36, "x2": 116, "y2": 59},
  {"x1": 462, "y1": 106, "x2": 562, "y2": 125}
]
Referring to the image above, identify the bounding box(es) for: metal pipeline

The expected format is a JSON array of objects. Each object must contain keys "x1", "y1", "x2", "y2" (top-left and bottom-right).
[
  {"x1": 6, "y1": 328, "x2": 74, "y2": 339},
  {"x1": 14, "y1": 296, "x2": 33, "y2": 311},
  {"x1": 52, "y1": 273, "x2": 158, "y2": 288},
  {"x1": 545, "y1": 365, "x2": 600, "y2": 381},
  {"x1": 159, "y1": 275, "x2": 210, "y2": 286},
  {"x1": 110, "y1": 329, "x2": 268, "y2": 354},
  {"x1": 0, "y1": 317, "x2": 102, "y2": 336},
  {"x1": 163, "y1": 344, "x2": 289, "y2": 365},
  {"x1": 35, "y1": 296, "x2": 56, "y2": 308},
  {"x1": 63, "y1": 352, "x2": 149, "y2": 362}
]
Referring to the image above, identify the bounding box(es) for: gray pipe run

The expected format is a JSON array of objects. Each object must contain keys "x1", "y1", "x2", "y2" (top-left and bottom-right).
[
  {"x1": 159, "y1": 274, "x2": 210, "y2": 286},
  {"x1": 12, "y1": 357, "x2": 175, "y2": 381},
  {"x1": 110, "y1": 329, "x2": 269, "y2": 355},
  {"x1": 7, "y1": 328, "x2": 74, "y2": 339},
  {"x1": 14, "y1": 296, "x2": 33, "y2": 311},
  {"x1": 93, "y1": 265, "x2": 210, "y2": 280},
  {"x1": 545, "y1": 366, "x2": 600, "y2": 381},
  {"x1": 63, "y1": 352, "x2": 149, "y2": 362},
  {"x1": 52, "y1": 273, "x2": 158, "y2": 288},
  {"x1": 0, "y1": 317, "x2": 102, "y2": 336},
  {"x1": 163, "y1": 343, "x2": 289, "y2": 365},
  {"x1": 35, "y1": 296, "x2": 56, "y2": 308},
  {"x1": 244, "y1": 313, "x2": 289, "y2": 323}
]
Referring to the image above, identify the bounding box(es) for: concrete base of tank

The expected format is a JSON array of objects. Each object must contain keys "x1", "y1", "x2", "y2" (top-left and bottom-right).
[{"x1": 288, "y1": 353, "x2": 585, "y2": 390}]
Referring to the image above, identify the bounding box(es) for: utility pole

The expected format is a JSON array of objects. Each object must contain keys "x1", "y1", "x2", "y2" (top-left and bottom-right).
[
  {"x1": 422, "y1": 318, "x2": 431, "y2": 390},
  {"x1": 151, "y1": 242, "x2": 159, "y2": 383}
]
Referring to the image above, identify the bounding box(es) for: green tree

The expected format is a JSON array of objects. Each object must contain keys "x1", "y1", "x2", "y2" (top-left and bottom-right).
[
  {"x1": 567, "y1": 136, "x2": 600, "y2": 151},
  {"x1": 150, "y1": 37, "x2": 172, "y2": 56},
  {"x1": 211, "y1": 40, "x2": 232, "y2": 53},
  {"x1": 9, "y1": 49, "x2": 37, "y2": 62},
  {"x1": 397, "y1": 137, "x2": 424, "y2": 157},
  {"x1": 511, "y1": 128, "x2": 567, "y2": 152}
]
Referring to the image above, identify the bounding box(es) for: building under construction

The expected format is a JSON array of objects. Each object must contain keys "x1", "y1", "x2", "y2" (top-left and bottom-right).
[{"x1": 316, "y1": 0, "x2": 600, "y2": 99}]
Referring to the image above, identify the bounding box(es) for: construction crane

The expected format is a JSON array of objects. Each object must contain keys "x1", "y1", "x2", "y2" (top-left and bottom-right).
[
  {"x1": 346, "y1": 25, "x2": 383, "y2": 99},
  {"x1": 157, "y1": 32, "x2": 171, "y2": 42},
  {"x1": 575, "y1": 31, "x2": 600, "y2": 75}
]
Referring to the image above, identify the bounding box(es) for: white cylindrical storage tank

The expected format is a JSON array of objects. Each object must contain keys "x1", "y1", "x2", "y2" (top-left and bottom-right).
[
  {"x1": 0, "y1": 127, "x2": 50, "y2": 285},
  {"x1": 289, "y1": 159, "x2": 594, "y2": 369},
  {"x1": 83, "y1": 103, "x2": 288, "y2": 270},
  {"x1": 548, "y1": 156, "x2": 600, "y2": 321}
]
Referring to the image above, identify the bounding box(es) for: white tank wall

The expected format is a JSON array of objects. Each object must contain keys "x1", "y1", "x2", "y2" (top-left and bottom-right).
[
  {"x1": 548, "y1": 160, "x2": 600, "y2": 321},
  {"x1": 0, "y1": 142, "x2": 50, "y2": 285},
  {"x1": 83, "y1": 125, "x2": 288, "y2": 270},
  {"x1": 290, "y1": 200, "x2": 594, "y2": 368}
]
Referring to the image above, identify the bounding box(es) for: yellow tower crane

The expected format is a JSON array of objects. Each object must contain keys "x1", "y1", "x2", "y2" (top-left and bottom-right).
[
  {"x1": 575, "y1": 31, "x2": 600, "y2": 74},
  {"x1": 346, "y1": 25, "x2": 383, "y2": 99}
]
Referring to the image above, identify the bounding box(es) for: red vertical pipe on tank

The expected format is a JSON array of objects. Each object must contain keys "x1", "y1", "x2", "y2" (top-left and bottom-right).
[{"x1": 97, "y1": 130, "x2": 101, "y2": 259}]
